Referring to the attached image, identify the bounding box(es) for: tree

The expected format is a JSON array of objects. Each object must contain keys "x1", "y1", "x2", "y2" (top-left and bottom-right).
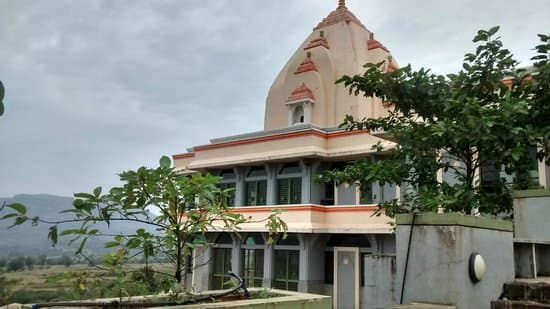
[
  {"x1": 25, "y1": 256, "x2": 35, "y2": 270},
  {"x1": 1, "y1": 156, "x2": 286, "y2": 286},
  {"x1": 61, "y1": 254, "x2": 73, "y2": 268},
  {"x1": 37, "y1": 254, "x2": 47, "y2": 266},
  {"x1": 321, "y1": 28, "x2": 550, "y2": 217},
  {"x1": 6, "y1": 256, "x2": 25, "y2": 272}
]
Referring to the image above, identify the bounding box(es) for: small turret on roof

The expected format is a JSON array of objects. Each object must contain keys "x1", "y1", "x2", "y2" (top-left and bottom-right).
[
  {"x1": 367, "y1": 36, "x2": 390, "y2": 53},
  {"x1": 304, "y1": 30, "x2": 330, "y2": 50},
  {"x1": 295, "y1": 52, "x2": 318, "y2": 74},
  {"x1": 286, "y1": 83, "x2": 315, "y2": 102},
  {"x1": 315, "y1": 0, "x2": 366, "y2": 30}
]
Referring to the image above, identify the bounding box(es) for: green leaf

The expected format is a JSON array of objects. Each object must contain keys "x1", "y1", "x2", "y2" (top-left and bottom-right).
[
  {"x1": 487, "y1": 26, "x2": 500, "y2": 36},
  {"x1": 9, "y1": 216, "x2": 28, "y2": 228},
  {"x1": 93, "y1": 187, "x2": 102, "y2": 198},
  {"x1": 105, "y1": 241, "x2": 121, "y2": 248},
  {"x1": 60, "y1": 209, "x2": 81, "y2": 213},
  {"x1": 7, "y1": 203, "x2": 27, "y2": 215},
  {"x1": 159, "y1": 156, "x2": 171, "y2": 168},
  {"x1": 48, "y1": 226, "x2": 58, "y2": 246},
  {"x1": 60, "y1": 228, "x2": 86, "y2": 236},
  {"x1": 126, "y1": 238, "x2": 142, "y2": 249},
  {"x1": 74, "y1": 192, "x2": 95, "y2": 199},
  {"x1": 0, "y1": 80, "x2": 4, "y2": 100},
  {"x1": 1, "y1": 213, "x2": 18, "y2": 220},
  {"x1": 76, "y1": 237, "x2": 88, "y2": 254}
]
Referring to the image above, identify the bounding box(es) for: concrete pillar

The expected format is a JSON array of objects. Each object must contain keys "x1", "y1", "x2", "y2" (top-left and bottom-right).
[
  {"x1": 192, "y1": 245, "x2": 212, "y2": 292},
  {"x1": 262, "y1": 233, "x2": 275, "y2": 288},
  {"x1": 367, "y1": 234, "x2": 380, "y2": 254},
  {"x1": 231, "y1": 234, "x2": 242, "y2": 276},
  {"x1": 234, "y1": 167, "x2": 244, "y2": 207},
  {"x1": 300, "y1": 160, "x2": 312, "y2": 204},
  {"x1": 297, "y1": 234, "x2": 325, "y2": 293},
  {"x1": 303, "y1": 102, "x2": 312, "y2": 124},
  {"x1": 539, "y1": 159, "x2": 549, "y2": 188},
  {"x1": 265, "y1": 164, "x2": 277, "y2": 205}
]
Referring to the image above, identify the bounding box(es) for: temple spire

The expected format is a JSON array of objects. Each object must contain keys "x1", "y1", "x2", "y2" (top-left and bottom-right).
[{"x1": 338, "y1": 0, "x2": 346, "y2": 7}]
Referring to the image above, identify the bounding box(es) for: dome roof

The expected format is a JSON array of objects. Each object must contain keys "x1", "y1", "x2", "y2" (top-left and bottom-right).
[{"x1": 264, "y1": 0, "x2": 398, "y2": 131}]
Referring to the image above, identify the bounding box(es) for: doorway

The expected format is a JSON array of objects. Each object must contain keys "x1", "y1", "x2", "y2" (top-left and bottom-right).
[{"x1": 334, "y1": 247, "x2": 359, "y2": 309}]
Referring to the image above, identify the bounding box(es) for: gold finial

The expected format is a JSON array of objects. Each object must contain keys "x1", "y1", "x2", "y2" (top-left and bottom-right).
[{"x1": 338, "y1": 0, "x2": 345, "y2": 6}]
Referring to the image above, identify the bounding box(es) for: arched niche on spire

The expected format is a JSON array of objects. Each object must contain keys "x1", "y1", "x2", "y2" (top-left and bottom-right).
[{"x1": 285, "y1": 83, "x2": 315, "y2": 126}]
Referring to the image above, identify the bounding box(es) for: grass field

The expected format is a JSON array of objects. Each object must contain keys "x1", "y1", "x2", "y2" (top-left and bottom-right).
[{"x1": 1, "y1": 263, "x2": 174, "y2": 305}]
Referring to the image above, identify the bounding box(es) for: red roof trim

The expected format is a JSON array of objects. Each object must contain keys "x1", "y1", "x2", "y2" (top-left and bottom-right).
[
  {"x1": 172, "y1": 153, "x2": 195, "y2": 160},
  {"x1": 304, "y1": 37, "x2": 329, "y2": 50},
  {"x1": 314, "y1": 5, "x2": 366, "y2": 30},
  {"x1": 367, "y1": 39, "x2": 389, "y2": 52},
  {"x1": 286, "y1": 83, "x2": 315, "y2": 102},
  {"x1": 295, "y1": 57, "x2": 318, "y2": 74}
]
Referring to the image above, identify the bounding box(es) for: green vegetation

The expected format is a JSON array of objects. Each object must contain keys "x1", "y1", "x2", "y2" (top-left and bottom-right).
[
  {"x1": 1, "y1": 156, "x2": 286, "y2": 293},
  {"x1": 321, "y1": 29, "x2": 550, "y2": 217},
  {"x1": 0, "y1": 263, "x2": 174, "y2": 305}
]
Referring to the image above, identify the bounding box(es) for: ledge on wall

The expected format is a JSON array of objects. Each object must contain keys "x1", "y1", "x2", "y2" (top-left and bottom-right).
[
  {"x1": 511, "y1": 189, "x2": 550, "y2": 199},
  {"x1": 395, "y1": 213, "x2": 513, "y2": 232}
]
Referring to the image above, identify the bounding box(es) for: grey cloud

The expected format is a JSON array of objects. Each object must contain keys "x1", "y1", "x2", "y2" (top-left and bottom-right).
[{"x1": 1, "y1": 0, "x2": 548, "y2": 197}]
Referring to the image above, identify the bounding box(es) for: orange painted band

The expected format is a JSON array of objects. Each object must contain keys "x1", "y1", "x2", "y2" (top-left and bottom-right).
[
  {"x1": 229, "y1": 204, "x2": 378, "y2": 213},
  {"x1": 173, "y1": 153, "x2": 195, "y2": 160}
]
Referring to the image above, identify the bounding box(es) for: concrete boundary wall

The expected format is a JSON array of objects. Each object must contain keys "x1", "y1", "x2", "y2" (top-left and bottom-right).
[{"x1": 396, "y1": 213, "x2": 514, "y2": 309}]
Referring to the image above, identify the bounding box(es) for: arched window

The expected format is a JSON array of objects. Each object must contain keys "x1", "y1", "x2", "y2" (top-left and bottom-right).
[{"x1": 292, "y1": 105, "x2": 304, "y2": 124}]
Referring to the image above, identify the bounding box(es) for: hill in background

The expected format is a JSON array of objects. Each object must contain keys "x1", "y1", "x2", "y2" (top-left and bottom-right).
[{"x1": 0, "y1": 194, "x2": 151, "y2": 257}]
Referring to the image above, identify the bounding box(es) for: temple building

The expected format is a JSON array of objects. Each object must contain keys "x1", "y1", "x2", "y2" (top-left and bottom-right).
[{"x1": 172, "y1": 1, "x2": 549, "y2": 308}]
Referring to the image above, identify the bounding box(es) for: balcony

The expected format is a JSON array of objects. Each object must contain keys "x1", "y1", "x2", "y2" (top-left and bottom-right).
[{"x1": 216, "y1": 204, "x2": 393, "y2": 234}]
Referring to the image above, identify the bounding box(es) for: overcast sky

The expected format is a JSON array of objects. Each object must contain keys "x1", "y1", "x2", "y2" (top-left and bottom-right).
[{"x1": 1, "y1": 0, "x2": 549, "y2": 197}]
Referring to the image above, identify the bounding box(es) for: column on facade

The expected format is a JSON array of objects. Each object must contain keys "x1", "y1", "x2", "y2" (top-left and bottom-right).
[
  {"x1": 233, "y1": 167, "x2": 244, "y2": 207},
  {"x1": 192, "y1": 234, "x2": 216, "y2": 291},
  {"x1": 231, "y1": 233, "x2": 242, "y2": 276},
  {"x1": 297, "y1": 234, "x2": 325, "y2": 293},
  {"x1": 538, "y1": 158, "x2": 549, "y2": 188},
  {"x1": 262, "y1": 232, "x2": 275, "y2": 288},
  {"x1": 299, "y1": 160, "x2": 313, "y2": 204},
  {"x1": 265, "y1": 163, "x2": 277, "y2": 205}
]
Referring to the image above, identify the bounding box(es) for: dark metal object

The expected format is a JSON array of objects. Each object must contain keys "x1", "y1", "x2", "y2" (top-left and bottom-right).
[{"x1": 400, "y1": 212, "x2": 416, "y2": 304}]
